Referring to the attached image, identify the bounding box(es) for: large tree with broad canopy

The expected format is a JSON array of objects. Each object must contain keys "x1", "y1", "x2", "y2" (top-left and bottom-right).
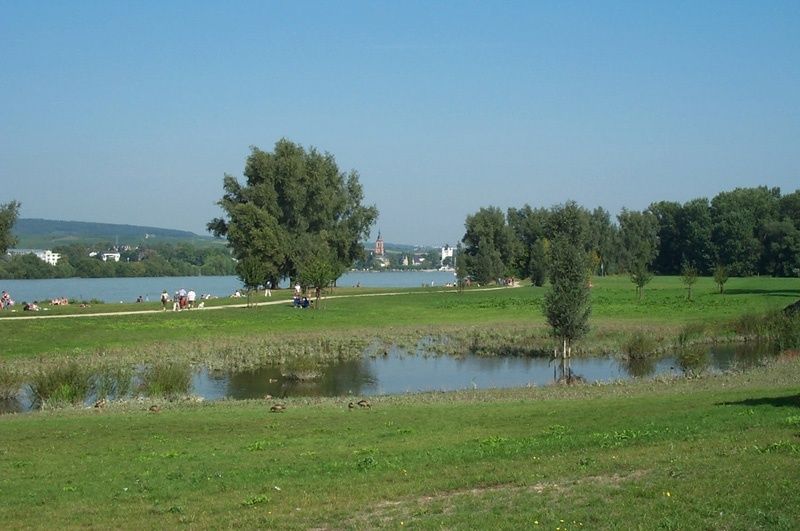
[{"x1": 208, "y1": 140, "x2": 378, "y2": 289}]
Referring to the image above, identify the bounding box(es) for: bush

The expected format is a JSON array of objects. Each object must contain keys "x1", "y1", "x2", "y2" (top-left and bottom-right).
[{"x1": 623, "y1": 331, "x2": 658, "y2": 360}]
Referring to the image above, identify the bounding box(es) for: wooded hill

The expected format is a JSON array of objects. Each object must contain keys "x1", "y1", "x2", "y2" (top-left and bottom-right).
[{"x1": 12, "y1": 218, "x2": 221, "y2": 248}]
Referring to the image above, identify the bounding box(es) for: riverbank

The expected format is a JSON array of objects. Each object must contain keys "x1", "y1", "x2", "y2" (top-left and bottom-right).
[{"x1": 1, "y1": 356, "x2": 798, "y2": 528}]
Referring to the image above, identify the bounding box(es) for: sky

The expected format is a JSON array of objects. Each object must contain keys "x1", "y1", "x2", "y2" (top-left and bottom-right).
[{"x1": 1, "y1": 1, "x2": 798, "y2": 246}]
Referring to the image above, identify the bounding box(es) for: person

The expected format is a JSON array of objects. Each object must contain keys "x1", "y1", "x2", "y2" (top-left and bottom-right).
[
  {"x1": 1, "y1": 291, "x2": 10, "y2": 310},
  {"x1": 136, "y1": 295, "x2": 143, "y2": 303},
  {"x1": 294, "y1": 283, "x2": 302, "y2": 296},
  {"x1": 264, "y1": 281, "x2": 272, "y2": 297},
  {"x1": 23, "y1": 301, "x2": 39, "y2": 311},
  {"x1": 187, "y1": 289, "x2": 196, "y2": 309},
  {"x1": 292, "y1": 294, "x2": 301, "y2": 308},
  {"x1": 301, "y1": 296, "x2": 310, "y2": 309},
  {"x1": 178, "y1": 288, "x2": 187, "y2": 310},
  {"x1": 160, "y1": 289, "x2": 169, "y2": 311},
  {"x1": 173, "y1": 291, "x2": 181, "y2": 311}
]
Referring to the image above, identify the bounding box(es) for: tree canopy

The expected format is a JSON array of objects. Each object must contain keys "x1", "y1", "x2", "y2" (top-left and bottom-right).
[{"x1": 208, "y1": 140, "x2": 378, "y2": 288}]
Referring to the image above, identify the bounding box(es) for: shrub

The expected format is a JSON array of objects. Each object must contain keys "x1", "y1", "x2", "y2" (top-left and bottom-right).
[{"x1": 623, "y1": 331, "x2": 658, "y2": 360}]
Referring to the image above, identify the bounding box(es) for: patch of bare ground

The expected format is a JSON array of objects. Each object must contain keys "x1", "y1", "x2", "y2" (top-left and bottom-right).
[{"x1": 327, "y1": 470, "x2": 648, "y2": 529}]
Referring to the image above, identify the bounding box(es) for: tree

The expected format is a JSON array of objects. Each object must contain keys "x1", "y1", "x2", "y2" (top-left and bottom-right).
[
  {"x1": 710, "y1": 186, "x2": 780, "y2": 276},
  {"x1": 618, "y1": 209, "x2": 659, "y2": 300},
  {"x1": 208, "y1": 139, "x2": 378, "y2": 288},
  {"x1": 544, "y1": 202, "x2": 591, "y2": 364},
  {"x1": 297, "y1": 243, "x2": 337, "y2": 308},
  {"x1": 455, "y1": 243, "x2": 468, "y2": 292},
  {"x1": 681, "y1": 262, "x2": 698, "y2": 301},
  {"x1": 462, "y1": 206, "x2": 513, "y2": 284},
  {"x1": 713, "y1": 264, "x2": 729, "y2": 294},
  {"x1": 0, "y1": 201, "x2": 21, "y2": 254},
  {"x1": 237, "y1": 256, "x2": 268, "y2": 307}
]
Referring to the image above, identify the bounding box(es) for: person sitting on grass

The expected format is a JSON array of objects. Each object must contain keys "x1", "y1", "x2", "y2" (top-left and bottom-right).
[
  {"x1": 301, "y1": 297, "x2": 310, "y2": 309},
  {"x1": 292, "y1": 294, "x2": 302, "y2": 308}
]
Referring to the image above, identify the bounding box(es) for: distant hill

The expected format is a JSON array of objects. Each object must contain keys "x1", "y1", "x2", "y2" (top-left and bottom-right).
[{"x1": 12, "y1": 218, "x2": 221, "y2": 248}]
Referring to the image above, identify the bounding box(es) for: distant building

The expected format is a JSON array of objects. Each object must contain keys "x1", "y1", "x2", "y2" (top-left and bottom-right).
[
  {"x1": 101, "y1": 252, "x2": 121, "y2": 262},
  {"x1": 374, "y1": 231, "x2": 385, "y2": 256},
  {"x1": 401, "y1": 255, "x2": 409, "y2": 267},
  {"x1": 8, "y1": 248, "x2": 61, "y2": 266},
  {"x1": 441, "y1": 244, "x2": 453, "y2": 263}
]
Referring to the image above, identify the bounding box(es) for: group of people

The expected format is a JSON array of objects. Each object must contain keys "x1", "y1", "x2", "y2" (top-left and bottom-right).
[
  {"x1": 160, "y1": 288, "x2": 200, "y2": 311},
  {"x1": 1, "y1": 291, "x2": 14, "y2": 310}
]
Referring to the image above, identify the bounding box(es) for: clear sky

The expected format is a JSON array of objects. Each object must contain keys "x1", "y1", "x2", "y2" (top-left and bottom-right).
[{"x1": 1, "y1": 1, "x2": 798, "y2": 246}]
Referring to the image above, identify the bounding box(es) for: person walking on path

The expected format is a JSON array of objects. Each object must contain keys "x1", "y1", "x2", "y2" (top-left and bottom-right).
[
  {"x1": 265, "y1": 281, "x2": 272, "y2": 297},
  {"x1": 160, "y1": 290, "x2": 169, "y2": 311}
]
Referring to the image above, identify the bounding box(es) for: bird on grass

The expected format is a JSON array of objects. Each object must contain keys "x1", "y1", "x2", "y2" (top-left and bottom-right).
[
  {"x1": 148, "y1": 405, "x2": 161, "y2": 413},
  {"x1": 357, "y1": 399, "x2": 371, "y2": 409},
  {"x1": 270, "y1": 403, "x2": 286, "y2": 413},
  {"x1": 93, "y1": 398, "x2": 107, "y2": 409}
]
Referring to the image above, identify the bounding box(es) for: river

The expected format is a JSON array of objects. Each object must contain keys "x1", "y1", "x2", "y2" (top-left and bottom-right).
[{"x1": 0, "y1": 270, "x2": 457, "y2": 304}]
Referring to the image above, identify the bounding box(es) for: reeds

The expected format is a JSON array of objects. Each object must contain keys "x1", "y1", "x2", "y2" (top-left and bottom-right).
[
  {"x1": 28, "y1": 360, "x2": 92, "y2": 408},
  {"x1": 140, "y1": 362, "x2": 192, "y2": 399}
]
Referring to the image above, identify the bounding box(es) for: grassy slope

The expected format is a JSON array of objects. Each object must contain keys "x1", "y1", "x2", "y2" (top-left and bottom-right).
[
  {"x1": 0, "y1": 359, "x2": 798, "y2": 529},
  {"x1": 1, "y1": 275, "x2": 799, "y2": 360}
]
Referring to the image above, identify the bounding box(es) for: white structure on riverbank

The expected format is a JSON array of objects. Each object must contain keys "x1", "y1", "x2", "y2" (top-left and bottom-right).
[{"x1": 7, "y1": 248, "x2": 61, "y2": 266}]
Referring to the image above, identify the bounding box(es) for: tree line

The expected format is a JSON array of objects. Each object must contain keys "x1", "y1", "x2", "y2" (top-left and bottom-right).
[
  {"x1": 460, "y1": 186, "x2": 800, "y2": 286},
  {"x1": 0, "y1": 241, "x2": 236, "y2": 279}
]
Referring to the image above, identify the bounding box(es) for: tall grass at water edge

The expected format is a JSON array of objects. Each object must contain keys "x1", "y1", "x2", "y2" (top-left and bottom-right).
[
  {"x1": 140, "y1": 361, "x2": 192, "y2": 399},
  {"x1": 28, "y1": 360, "x2": 92, "y2": 408}
]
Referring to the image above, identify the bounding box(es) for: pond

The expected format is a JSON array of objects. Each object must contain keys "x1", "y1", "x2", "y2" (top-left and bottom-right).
[{"x1": 0, "y1": 341, "x2": 775, "y2": 414}]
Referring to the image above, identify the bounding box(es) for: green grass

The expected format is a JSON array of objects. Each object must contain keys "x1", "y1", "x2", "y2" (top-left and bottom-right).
[
  {"x1": 1, "y1": 275, "x2": 798, "y2": 360},
  {"x1": 0, "y1": 358, "x2": 798, "y2": 528}
]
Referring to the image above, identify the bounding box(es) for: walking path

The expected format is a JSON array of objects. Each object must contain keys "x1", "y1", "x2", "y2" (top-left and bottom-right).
[{"x1": 0, "y1": 286, "x2": 517, "y2": 321}]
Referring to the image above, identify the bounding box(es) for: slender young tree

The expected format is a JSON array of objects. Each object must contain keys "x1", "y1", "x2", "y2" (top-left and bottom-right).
[
  {"x1": 544, "y1": 202, "x2": 592, "y2": 362},
  {"x1": 681, "y1": 262, "x2": 698, "y2": 301}
]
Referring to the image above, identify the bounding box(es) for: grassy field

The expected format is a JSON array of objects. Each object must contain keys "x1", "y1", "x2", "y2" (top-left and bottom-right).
[
  {"x1": 0, "y1": 357, "x2": 798, "y2": 529},
  {"x1": 1, "y1": 275, "x2": 798, "y2": 360}
]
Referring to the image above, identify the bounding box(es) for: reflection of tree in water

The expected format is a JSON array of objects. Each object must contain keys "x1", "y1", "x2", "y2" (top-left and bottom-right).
[
  {"x1": 554, "y1": 357, "x2": 585, "y2": 384},
  {"x1": 621, "y1": 357, "x2": 658, "y2": 378},
  {"x1": 225, "y1": 358, "x2": 378, "y2": 399}
]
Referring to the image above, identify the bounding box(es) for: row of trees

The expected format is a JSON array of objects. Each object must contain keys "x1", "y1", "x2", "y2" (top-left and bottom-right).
[
  {"x1": 0, "y1": 242, "x2": 237, "y2": 279},
  {"x1": 461, "y1": 186, "x2": 800, "y2": 287}
]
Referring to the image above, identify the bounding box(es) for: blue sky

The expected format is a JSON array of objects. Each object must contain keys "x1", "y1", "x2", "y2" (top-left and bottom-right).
[{"x1": 1, "y1": 1, "x2": 798, "y2": 246}]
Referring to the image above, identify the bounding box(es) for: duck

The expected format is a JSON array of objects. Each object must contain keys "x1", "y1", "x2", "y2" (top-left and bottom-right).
[
  {"x1": 348, "y1": 402, "x2": 355, "y2": 410},
  {"x1": 270, "y1": 403, "x2": 286, "y2": 413},
  {"x1": 357, "y1": 399, "x2": 371, "y2": 409},
  {"x1": 93, "y1": 398, "x2": 107, "y2": 409},
  {"x1": 148, "y1": 404, "x2": 161, "y2": 413}
]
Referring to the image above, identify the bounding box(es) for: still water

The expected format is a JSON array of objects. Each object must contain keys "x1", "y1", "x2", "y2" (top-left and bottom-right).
[
  {"x1": 0, "y1": 342, "x2": 772, "y2": 414},
  {"x1": 0, "y1": 270, "x2": 457, "y2": 304}
]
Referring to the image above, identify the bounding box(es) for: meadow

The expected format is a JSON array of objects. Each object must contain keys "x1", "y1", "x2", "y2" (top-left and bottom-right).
[
  {"x1": 1, "y1": 275, "x2": 799, "y2": 528},
  {"x1": 1, "y1": 275, "x2": 799, "y2": 361}
]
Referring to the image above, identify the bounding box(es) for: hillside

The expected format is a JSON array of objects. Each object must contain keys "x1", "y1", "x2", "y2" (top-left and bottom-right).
[{"x1": 12, "y1": 218, "x2": 220, "y2": 248}]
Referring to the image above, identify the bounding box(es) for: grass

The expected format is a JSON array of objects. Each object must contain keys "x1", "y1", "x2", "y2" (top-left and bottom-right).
[
  {"x1": 1, "y1": 275, "x2": 798, "y2": 361},
  {"x1": 0, "y1": 357, "x2": 798, "y2": 528}
]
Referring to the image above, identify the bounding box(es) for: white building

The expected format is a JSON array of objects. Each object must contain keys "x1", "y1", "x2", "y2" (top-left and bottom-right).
[
  {"x1": 441, "y1": 244, "x2": 454, "y2": 263},
  {"x1": 8, "y1": 249, "x2": 61, "y2": 266},
  {"x1": 101, "y1": 252, "x2": 121, "y2": 262}
]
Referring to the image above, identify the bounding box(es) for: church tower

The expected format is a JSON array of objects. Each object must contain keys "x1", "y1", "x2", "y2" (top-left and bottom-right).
[{"x1": 374, "y1": 231, "x2": 385, "y2": 256}]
